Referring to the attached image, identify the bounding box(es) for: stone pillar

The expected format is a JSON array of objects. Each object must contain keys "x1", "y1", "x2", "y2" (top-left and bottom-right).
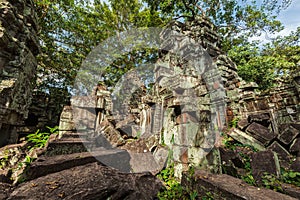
[{"x1": 0, "y1": 0, "x2": 40, "y2": 146}]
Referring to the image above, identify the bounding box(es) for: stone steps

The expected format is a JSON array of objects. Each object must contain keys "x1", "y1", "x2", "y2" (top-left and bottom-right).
[
  {"x1": 21, "y1": 149, "x2": 131, "y2": 181},
  {"x1": 58, "y1": 131, "x2": 89, "y2": 138},
  {"x1": 49, "y1": 137, "x2": 92, "y2": 144}
]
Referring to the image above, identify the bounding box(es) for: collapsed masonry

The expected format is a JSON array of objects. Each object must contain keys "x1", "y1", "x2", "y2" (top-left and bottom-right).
[
  {"x1": 58, "y1": 17, "x2": 249, "y2": 177},
  {"x1": 59, "y1": 17, "x2": 300, "y2": 178},
  {"x1": 0, "y1": 0, "x2": 298, "y2": 181}
]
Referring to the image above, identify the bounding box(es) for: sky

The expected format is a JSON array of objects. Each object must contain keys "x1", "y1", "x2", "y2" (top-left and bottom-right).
[
  {"x1": 278, "y1": 1, "x2": 300, "y2": 35},
  {"x1": 250, "y1": 1, "x2": 300, "y2": 42},
  {"x1": 100, "y1": 0, "x2": 300, "y2": 42}
]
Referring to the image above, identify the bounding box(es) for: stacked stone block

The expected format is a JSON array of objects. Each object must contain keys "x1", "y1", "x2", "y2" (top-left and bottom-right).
[
  {"x1": 0, "y1": 0, "x2": 40, "y2": 146},
  {"x1": 230, "y1": 70, "x2": 300, "y2": 173}
]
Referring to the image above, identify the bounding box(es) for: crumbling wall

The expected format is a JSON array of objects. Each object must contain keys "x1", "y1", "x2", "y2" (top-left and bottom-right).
[
  {"x1": 58, "y1": 17, "x2": 299, "y2": 178},
  {"x1": 0, "y1": 0, "x2": 40, "y2": 146},
  {"x1": 229, "y1": 70, "x2": 300, "y2": 171},
  {"x1": 60, "y1": 17, "x2": 241, "y2": 177},
  {"x1": 142, "y1": 18, "x2": 240, "y2": 176}
]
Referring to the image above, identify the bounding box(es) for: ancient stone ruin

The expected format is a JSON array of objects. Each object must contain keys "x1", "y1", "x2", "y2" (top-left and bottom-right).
[
  {"x1": 0, "y1": 0, "x2": 299, "y2": 199},
  {"x1": 0, "y1": 0, "x2": 40, "y2": 146}
]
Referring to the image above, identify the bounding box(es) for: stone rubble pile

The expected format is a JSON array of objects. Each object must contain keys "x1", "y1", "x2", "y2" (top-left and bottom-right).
[
  {"x1": 0, "y1": 0, "x2": 299, "y2": 197},
  {"x1": 225, "y1": 69, "x2": 300, "y2": 174},
  {"x1": 57, "y1": 16, "x2": 300, "y2": 181}
]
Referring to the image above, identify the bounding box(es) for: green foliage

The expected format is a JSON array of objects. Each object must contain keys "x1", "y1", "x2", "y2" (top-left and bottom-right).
[
  {"x1": 34, "y1": 0, "x2": 299, "y2": 95},
  {"x1": 228, "y1": 28, "x2": 300, "y2": 91},
  {"x1": 201, "y1": 191, "x2": 214, "y2": 200},
  {"x1": 222, "y1": 134, "x2": 258, "y2": 152},
  {"x1": 156, "y1": 164, "x2": 198, "y2": 200},
  {"x1": 282, "y1": 170, "x2": 300, "y2": 187},
  {"x1": 26, "y1": 126, "x2": 58, "y2": 150},
  {"x1": 145, "y1": 0, "x2": 290, "y2": 51},
  {"x1": 0, "y1": 153, "x2": 9, "y2": 169},
  {"x1": 262, "y1": 173, "x2": 283, "y2": 192},
  {"x1": 241, "y1": 173, "x2": 256, "y2": 186},
  {"x1": 23, "y1": 155, "x2": 35, "y2": 167},
  {"x1": 229, "y1": 117, "x2": 239, "y2": 128},
  {"x1": 34, "y1": 0, "x2": 165, "y2": 93},
  {"x1": 221, "y1": 134, "x2": 258, "y2": 186},
  {"x1": 222, "y1": 133, "x2": 300, "y2": 190},
  {"x1": 260, "y1": 170, "x2": 300, "y2": 192}
]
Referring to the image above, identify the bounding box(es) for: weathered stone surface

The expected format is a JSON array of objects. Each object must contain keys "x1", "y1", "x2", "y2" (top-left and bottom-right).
[
  {"x1": 248, "y1": 113, "x2": 270, "y2": 126},
  {"x1": 237, "y1": 118, "x2": 250, "y2": 130},
  {"x1": 0, "y1": 182, "x2": 13, "y2": 200},
  {"x1": 290, "y1": 138, "x2": 300, "y2": 156},
  {"x1": 96, "y1": 120, "x2": 125, "y2": 148},
  {"x1": 227, "y1": 128, "x2": 265, "y2": 151},
  {"x1": 129, "y1": 152, "x2": 161, "y2": 174},
  {"x1": 289, "y1": 157, "x2": 300, "y2": 172},
  {"x1": 250, "y1": 150, "x2": 280, "y2": 185},
  {"x1": 71, "y1": 96, "x2": 97, "y2": 108},
  {"x1": 282, "y1": 183, "x2": 300, "y2": 199},
  {"x1": 219, "y1": 147, "x2": 244, "y2": 176},
  {"x1": 182, "y1": 170, "x2": 296, "y2": 200},
  {"x1": 22, "y1": 149, "x2": 132, "y2": 181},
  {"x1": 268, "y1": 141, "x2": 291, "y2": 168},
  {"x1": 119, "y1": 138, "x2": 149, "y2": 153},
  {"x1": 246, "y1": 122, "x2": 276, "y2": 145},
  {"x1": 0, "y1": 0, "x2": 40, "y2": 146},
  {"x1": 72, "y1": 106, "x2": 96, "y2": 130},
  {"x1": 278, "y1": 125, "x2": 299, "y2": 145},
  {"x1": 8, "y1": 162, "x2": 163, "y2": 200},
  {"x1": 175, "y1": 112, "x2": 198, "y2": 124},
  {"x1": 59, "y1": 106, "x2": 76, "y2": 134},
  {"x1": 153, "y1": 146, "x2": 169, "y2": 170}
]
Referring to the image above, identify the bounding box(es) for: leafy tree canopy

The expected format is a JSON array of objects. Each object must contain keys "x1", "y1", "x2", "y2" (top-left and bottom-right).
[
  {"x1": 34, "y1": 0, "x2": 164, "y2": 92},
  {"x1": 145, "y1": 0, "x2": 292, "y2": 51},
  {"x1": 229, "y1": 27, "x2": 300, "y2": 90},
  {"x1": 33, "y1": 0, "x2": 298, "y2": 93}
]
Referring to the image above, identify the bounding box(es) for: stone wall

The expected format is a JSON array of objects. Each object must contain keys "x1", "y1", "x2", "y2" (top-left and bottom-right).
[
  {"x1": 0, "y1": 0, "x2": 40, "y2": 146},
  {"x1": 59, "y1": 17, "x2": 242, "y2": 177},
  {"x1": 143, "y1": 18, "x2": 240, "y2": 176},
  {"x1": 58, "y1": 17, "x2": 299, "y2": 177},
  {"x1": 229, "y1": 70, "x2": 300, "y2": 171}
]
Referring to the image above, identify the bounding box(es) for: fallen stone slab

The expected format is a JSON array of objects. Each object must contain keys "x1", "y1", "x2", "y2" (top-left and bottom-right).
[
  {"x1": 129, "y1": 152, "x2": 161, "y2": 174},
  {"x1": 226, "y1": 128, "x2": 265, "y2": 151},
  {"x1": 237, "y1": 118, "x2": 250, "y2": 130},
  {"x1": 248, "y1": 113, "x2": 270, "y2": 126},
  {"x1": 268, "y1": 141, "x2": 291, "y2": 168},
  {"x1": 45, "y1": 137, "x2": 93, "y2": 155},
  {"x1": 218, "y1": 147, "x2": 244, "y2": 176},
  {"x1": 8, "y1": 162, "x2": 163, "y2": 200},
  {"x1": 182, "y1": 170, "x2": 297, "y2": 200},
  {"x1": 290, "y1": 138, "x2": 300, "y2": 156},
  {"x1": 282, "y1": 183, "x2": 300, "y2": 199},
  {"x1": 58, "y1": 131, "x2": 89, "y2": 139},
  {"x1": 0, "y1": 182, "x2": 13, "y2": 200},
  {"x1": 278, "y1": 125, "x2": 299, "y2": 145},
  {"x1": 153, "y1": 146, "x2": 169, "y2": 171},
  {"x1": 250, "y1": 150, "x2": 281, "y2": 185},
  {"x1": 96, "y1": 119, "x2": 125, "y2": 147},
  {"x1": 22, "y1": 149, "x2": 132, "y2": 181},
  {"x1": 246, "y1": 122, "x2": 276, "y2": 145}
]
